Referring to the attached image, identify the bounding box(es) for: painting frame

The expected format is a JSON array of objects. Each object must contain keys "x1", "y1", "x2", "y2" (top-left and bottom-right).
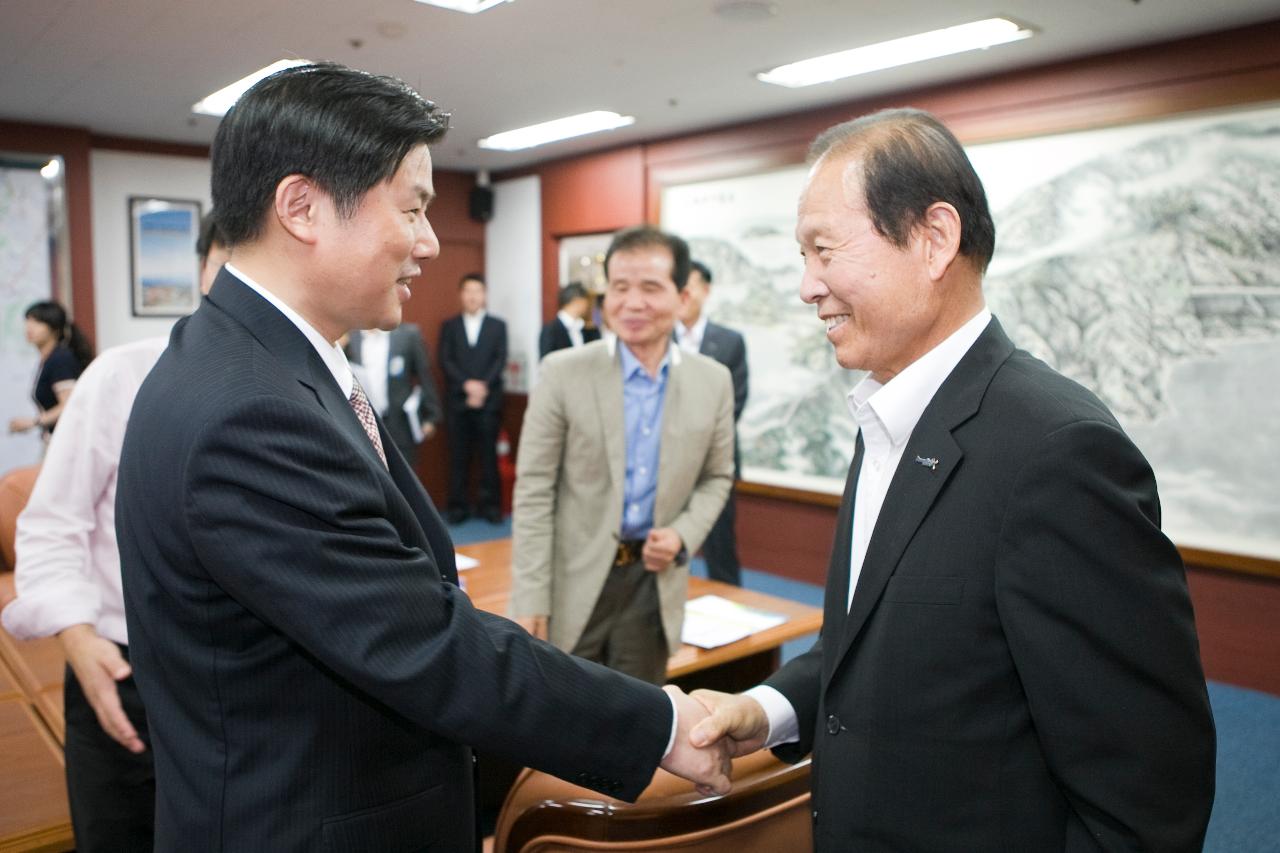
[
  {"x1": 653, "y1": 101, "x2": 1280, "y2": 576},
  {"x1": 128, "y1": 196, "x2": 203, "y2": 318}
]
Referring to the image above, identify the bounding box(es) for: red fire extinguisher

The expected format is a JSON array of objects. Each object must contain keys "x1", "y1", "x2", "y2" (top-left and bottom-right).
[{"x1": 497, "y1": 428, "x2": 515, "y2": 516}]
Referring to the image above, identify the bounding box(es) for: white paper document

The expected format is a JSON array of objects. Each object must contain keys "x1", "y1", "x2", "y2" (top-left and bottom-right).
[
  {"x1": 454, "y1": 552, "x2": 479, "y2": 571},
  {"x1": 681, "y1": 594, "x2": 787, "y2": 649}
]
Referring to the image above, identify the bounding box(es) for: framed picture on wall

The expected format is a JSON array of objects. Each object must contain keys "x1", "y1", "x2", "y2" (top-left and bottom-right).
[{"x1": 129, "y1": 196, "x2": 202, "y2": 317}]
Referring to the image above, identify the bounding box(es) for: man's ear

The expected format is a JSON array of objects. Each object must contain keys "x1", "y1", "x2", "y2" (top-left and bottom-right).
[
  {"x1": 273, "y1": 174, "x2": 323, "y2": 245},
  {"x1": 919, "y1": 201, "x2": 962, "y2": 282}
]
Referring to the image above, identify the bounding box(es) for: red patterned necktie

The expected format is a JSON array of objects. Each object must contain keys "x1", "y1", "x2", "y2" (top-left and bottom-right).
[{"x1": 347, "y1": 379, "x2": 388, "y2": 468}]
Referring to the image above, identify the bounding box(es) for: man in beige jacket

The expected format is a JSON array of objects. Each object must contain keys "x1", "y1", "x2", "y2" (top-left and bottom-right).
[{"x1": 512, "y1": 226, "x2": 735, "y2": 683}]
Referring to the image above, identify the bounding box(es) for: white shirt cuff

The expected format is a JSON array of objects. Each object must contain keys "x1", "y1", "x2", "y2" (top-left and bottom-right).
[
  {"x1": 662, "y1": 691, "x2": 679, "y2": 758},
  {"x1": 744, "y1": 685, "x2": 800, "y2": 749}
]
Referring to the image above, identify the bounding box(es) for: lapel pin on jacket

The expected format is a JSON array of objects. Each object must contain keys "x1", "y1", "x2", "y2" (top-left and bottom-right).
[{"x1": 914, "y1": 455, "x2": 939, "y2": 471}]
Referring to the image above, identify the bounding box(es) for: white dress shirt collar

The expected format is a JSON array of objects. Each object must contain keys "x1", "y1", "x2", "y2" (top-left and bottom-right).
[
  {"x1": 557, "y1": 310, "x2": 585, "y2": 348},
  {"x1": 463, "y1": 310, "x2": 487, "y2": 347},
  {"x1": 847, "y1": 308, "x2": 993, "y2": 444},
  {"x1": 676, "y1": 313, "x2": 709, "y2": 354},
  {"x1": 225, "y1": 263, "x2": 355, "y2": 397}
]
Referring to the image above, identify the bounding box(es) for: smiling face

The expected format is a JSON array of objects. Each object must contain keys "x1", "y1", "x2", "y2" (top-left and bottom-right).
[
  {"x1": 796, "y1": 153, "x2": 943, "y2": 383},
  {"x1": 604, "y1": 245, "x2": 682, "y2": 357},
  {"x1": 308, "y1": 143, "x2": 439, "y2": 338}
]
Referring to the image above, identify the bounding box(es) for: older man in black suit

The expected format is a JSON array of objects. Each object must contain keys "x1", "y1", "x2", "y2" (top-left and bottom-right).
[
  {"x1": 115, "y1": 62, "x2": 729, "y2": 853},
  {"x1": 688, "y1": 108, "x2": 1215, "y2": 851}
]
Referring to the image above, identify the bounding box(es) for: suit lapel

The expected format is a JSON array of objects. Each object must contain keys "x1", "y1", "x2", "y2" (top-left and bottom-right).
[
  {"x1": 699, "y1": 323, "x2": 722, "y2": 361},
  {"x1": 828, "y1": 318, "x2": 1015, "y2": 676},
  {"x1": 821, "y1": 434, "x2": 863, "y2": 684},
  {"x1": 592, "y1": 343, "x2": 626, "y2": 506},
  {"x1": 206, "y1": 271, "x2": 392, "y2": 477}
]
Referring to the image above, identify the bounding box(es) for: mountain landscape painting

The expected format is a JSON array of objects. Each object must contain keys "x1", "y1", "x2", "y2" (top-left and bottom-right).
[{"x1": 662, "y1": 101, "x2": 1280, "y2": 561}]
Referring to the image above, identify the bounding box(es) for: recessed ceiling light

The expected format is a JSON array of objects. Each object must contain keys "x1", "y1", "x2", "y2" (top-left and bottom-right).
[
  {"x1": 757, "y1": 17, "x2": 1035, "y2": 88},
  {"x1": 40, "y1": 159, "x2": 61, "y2": 180},
  {"x1": 192, "y1": 59, "x2": 311, "y2": 117},
  {"x1": 477, "y1": 111, "x2": 636, "y2": 151},
  {"x1": 411, "y1": 0, "x2": 511, "y2": 13}
]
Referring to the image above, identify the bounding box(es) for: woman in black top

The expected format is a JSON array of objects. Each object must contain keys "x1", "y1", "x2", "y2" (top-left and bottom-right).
[{"x1": 8, "y1": 300, "x2": 94, "y2": 436}]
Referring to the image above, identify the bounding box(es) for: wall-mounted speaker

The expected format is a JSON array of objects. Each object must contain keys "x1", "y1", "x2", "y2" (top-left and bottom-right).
[{"x1": 469, "y1": 186, "x2": 494, "y2": 223}]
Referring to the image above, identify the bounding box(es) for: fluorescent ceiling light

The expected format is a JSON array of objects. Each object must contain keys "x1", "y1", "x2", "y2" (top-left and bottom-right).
[
  {"x1": 192, "y1": 59, "x2": 311, "y2": 117},
  {"x1": 412, "y1": 0, "x2": 511, "y2": 13},
  {"x1": 478, "y1": 111, "x2": 636, "y2": 151},
  {"x1": 757, "y1": 17, "x2": 1035, "y2": 88}
]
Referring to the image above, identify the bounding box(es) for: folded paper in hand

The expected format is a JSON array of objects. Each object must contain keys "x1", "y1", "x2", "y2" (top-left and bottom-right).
[{"x1": 681, "y1": 594, "x2": 786, "y2": 649}]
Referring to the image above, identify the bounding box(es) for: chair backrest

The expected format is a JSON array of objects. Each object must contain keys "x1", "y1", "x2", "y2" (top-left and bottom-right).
[
  {"x1": 0, "y1": 465, "x2": 40, "y2": 574},
  {"x1": 493, "y1": 750, "x2": 812, "y2": 853}
]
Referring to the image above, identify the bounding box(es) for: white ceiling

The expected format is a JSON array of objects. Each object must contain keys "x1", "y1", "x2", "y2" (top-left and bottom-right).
[{"x1": 2, "y1": 0, "x2": 1278, "y2": 171}]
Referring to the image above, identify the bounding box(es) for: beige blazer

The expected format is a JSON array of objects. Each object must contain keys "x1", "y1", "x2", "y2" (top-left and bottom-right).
[{"x1": 511, "y1": 338, "x2": 735, "y2": 655}]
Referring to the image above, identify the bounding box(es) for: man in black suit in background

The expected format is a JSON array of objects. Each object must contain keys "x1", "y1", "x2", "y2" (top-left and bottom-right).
[
  {"x1": 689, "y1": 108, "x2": 1215, "y2": 851},
  {"x1": 676, "y1": 260, "x2": 748, "y2": 585},
  {"x1": 114, "y1": 62, "x2": 729, "y2": 853},
  {"x1": 344, "y1": 324, "x2": 441, "y2": 466},
  {"x1": 538, "y1": 282, "x2": 599, "y2": 359},
  {"x1": 438, "y1": 273, "x2": 507, "y2": 523}
]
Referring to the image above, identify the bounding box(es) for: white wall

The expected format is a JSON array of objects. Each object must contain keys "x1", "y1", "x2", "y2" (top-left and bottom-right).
[
  {"x1": 483, "y1": 175, "x2": 542, "y2": 392},
  {"x1": 90, "y1": 149, "x2": 211, "y2": 350}
]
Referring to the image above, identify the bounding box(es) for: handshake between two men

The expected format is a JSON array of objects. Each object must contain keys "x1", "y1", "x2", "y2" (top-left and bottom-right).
[{"x1": 656, "y1": 686, "x2": 771, "y2": 797}]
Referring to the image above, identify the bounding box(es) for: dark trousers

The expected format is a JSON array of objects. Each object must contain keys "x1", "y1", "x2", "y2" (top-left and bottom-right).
[
  {"x1": 702, "y1": 489, "x2": 741, "y2": 586},
  {"x1": 63, "y1": 649, "x2": 155, "y2": 852},
  {"x1": 570, "y1": 559, "x2": 669, "y2": 685},
  {"x1": 446, "y1": 405, "x2": 501, "y2": 514}
]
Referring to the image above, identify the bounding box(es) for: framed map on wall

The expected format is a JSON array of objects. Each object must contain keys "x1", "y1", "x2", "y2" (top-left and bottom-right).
[{"x1": 661, "y1": 101, "x2": 1280, "y2": 563}]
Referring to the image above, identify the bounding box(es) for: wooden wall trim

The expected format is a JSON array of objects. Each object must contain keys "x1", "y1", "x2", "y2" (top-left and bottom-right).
[{"x1": 90, "y1": 134, "x2": 210, "y2": 159}]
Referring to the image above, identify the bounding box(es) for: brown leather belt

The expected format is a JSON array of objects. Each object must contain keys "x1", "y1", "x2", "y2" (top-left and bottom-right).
[{"x1": 613, "y1": 539, "x2": 645, "y2": 568}]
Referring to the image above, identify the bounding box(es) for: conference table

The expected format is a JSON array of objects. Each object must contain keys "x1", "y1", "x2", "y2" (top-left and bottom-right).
[
  {"x1": 0, "y1": 541, "x2": 821, "y2": 851},
  {"x1": 456, "y1": 537, "x2": 822, "y2": 692}
]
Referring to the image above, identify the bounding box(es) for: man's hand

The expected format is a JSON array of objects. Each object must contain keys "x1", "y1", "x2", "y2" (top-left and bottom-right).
[
  {"x1": 514, "y1": 614, "x2": 548, "y2": 640},
  {"x1": 58, "y1": 624, "x2": 145, "y2": 754},
  {"x1": 8, "y1": 416, "x2": 36, "y2": 433},
  {"x1": 689, "y1": 689, "x2": 770, "y2": 758},
  {"x1": 642, "y1": 528, "x2": 682, "y2": 572},
  {"x1": 660, "y1": 685, "x2": 732, "y2": 796},
  {"x1": 463, "y1": 379, "x2": 488, "y2": 409},
  {"x1": 421, "y1": 422, "x2": 436, "y2": 440}
]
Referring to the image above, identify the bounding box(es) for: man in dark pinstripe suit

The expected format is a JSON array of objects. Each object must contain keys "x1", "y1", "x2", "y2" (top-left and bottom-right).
[{"x1": 114, "y1": 62, "x2": 729, "y2": 853}]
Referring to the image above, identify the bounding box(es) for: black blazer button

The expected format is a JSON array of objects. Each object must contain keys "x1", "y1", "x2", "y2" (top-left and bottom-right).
[{"x1": 826, "y1": 714, "x2": 841, "y2": 735}]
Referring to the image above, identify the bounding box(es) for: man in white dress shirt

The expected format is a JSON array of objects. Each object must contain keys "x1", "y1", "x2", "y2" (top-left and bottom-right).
[{"x1": 2, "y1": 214, "x2": 229, "y2": 852}]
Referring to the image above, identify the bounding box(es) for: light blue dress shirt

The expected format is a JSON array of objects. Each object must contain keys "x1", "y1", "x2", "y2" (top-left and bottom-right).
[{"x1": 618, "y1": 342, "x2": 670, "y2": 540}]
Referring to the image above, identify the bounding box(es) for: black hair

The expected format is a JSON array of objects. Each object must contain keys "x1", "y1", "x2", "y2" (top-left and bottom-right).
[
  {"x1": 25, "y1": 300, "x2": 94, "y2": 370},
  {"x1": 603, "y1": 226, "x2": 692, "y2": 291},
  {"x1": 557, "y1": 282, "x2": 589, "y2": 308},
  {"x1": 196, "y1": 211, "x2": 226, "y2": 263},
  {"x1": 459, "y1": 272, "x2": 486, "y2": 289},
  {"x1": 809, "y1": 108, "x2": 996, "y2": 273},
  {"x1": 689, "y1": 260, "x2": 713, "y2": 285},
  {"x1": 211, "y1": 62, "x2": 450, "y2": 246}
]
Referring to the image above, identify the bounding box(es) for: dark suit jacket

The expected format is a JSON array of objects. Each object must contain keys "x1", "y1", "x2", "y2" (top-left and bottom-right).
[
  {"x1": 116, "y1": 271, "x2": 670, "y2": 852},
  {"x1": 438, "y1": 313, "x2": 506, "y2": 414},
  {"x1": 538, "y1": 315, "x2": 601, "y2": 360},
  {"x1": 698, "y1": 321, "x2": 747, "y2": 424},
  {"x1": 345, "y1": 325, "x2": 442, "y2": 461},
  {"x1": 766, "y1": 318, "x2": 1215, "y2": 852}
]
